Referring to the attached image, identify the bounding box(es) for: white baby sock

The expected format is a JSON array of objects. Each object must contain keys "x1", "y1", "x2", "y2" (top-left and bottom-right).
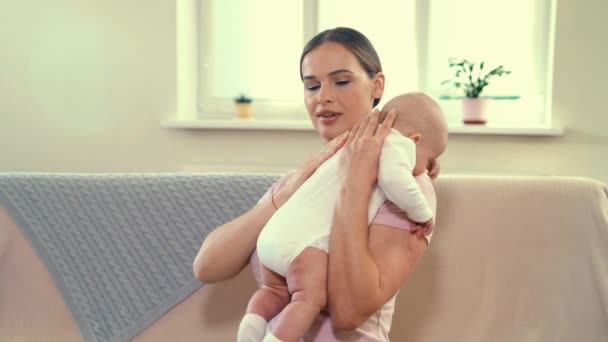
[
  {"x1": 262, "y1": 332, "x2": 283, "y2": 342},
  {"x1": 237, "y1": 313, "x2": 268, "y2": 342}
]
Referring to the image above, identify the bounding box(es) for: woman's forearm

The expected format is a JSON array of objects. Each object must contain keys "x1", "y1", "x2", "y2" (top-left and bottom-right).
[
  {"x1": 193, "y1": 198, "x2": 276, "y2": 283},
  {"x1": 193, "y1": 160, "x2": 331, "y2": 284},
  {"x1": 327, "y1": 184, "x2": 383, "y2": 328}
]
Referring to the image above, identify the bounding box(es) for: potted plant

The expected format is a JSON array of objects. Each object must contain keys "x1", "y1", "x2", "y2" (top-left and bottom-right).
[
  {"x1": 234, "y1": 93, "x2": 253, "y2": 120},
  {"x1": 442, "y1": 58, "x2": 511, "y2": 124}
]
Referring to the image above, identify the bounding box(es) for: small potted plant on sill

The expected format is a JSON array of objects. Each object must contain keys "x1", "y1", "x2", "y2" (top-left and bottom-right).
[
  {"x1": 442, "y1": 58, "x2": 511, "y2": 124},
  {"x1": 234, "y1": 93, "x2": 253, "y2": 120}
]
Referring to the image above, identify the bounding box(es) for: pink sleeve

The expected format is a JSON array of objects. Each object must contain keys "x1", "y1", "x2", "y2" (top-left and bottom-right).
[{"x1": 372, "y1": 173, "x2": 437, "y2": 237}]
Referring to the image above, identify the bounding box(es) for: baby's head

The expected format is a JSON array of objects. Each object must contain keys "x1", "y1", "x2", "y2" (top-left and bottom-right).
[{"x1": 381, "y1": 93, "x2": 448, "y2": 176}]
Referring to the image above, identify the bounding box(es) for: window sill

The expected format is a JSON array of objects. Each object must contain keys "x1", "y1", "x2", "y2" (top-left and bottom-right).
[
  {"x1": 162, "y1": 118, "x2": 563, "y2": 136},
  {"x1": 446, "y1": 123, "x2": 563, "y2": 136},
  {"x1": 162, "y1": 118, "x2": 314, "y2": 131}
]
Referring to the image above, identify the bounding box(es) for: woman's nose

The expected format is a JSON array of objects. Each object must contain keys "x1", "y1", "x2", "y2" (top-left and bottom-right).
[{"x1": 317, "y1": 86, "x2": 334, "y2": 104}]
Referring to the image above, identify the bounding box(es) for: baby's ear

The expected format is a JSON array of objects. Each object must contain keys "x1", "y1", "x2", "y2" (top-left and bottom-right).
[{"x1": 409, "y1": 133, "x2": 422, "y2": 144}]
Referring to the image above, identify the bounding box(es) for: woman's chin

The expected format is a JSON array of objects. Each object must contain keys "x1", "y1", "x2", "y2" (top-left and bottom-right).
[
  {"x1": 311, "y1": 115, "x2": 352, "y2": 141},
  {"x1": 319, "y1": 128, "x2": 340, "y2": 142}
]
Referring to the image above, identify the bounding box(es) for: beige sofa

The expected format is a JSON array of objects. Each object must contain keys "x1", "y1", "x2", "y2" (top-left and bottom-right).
[{"x1": 1, "y1": 175, "x2": 607, "y2": 341}]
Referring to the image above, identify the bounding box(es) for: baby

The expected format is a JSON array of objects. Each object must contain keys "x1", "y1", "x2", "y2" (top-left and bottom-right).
[{"x1": 238, "y1": 93, "x2": 449, "y2": 342}]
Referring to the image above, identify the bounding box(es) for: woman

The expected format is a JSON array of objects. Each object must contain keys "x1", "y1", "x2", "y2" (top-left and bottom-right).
[{"x1": 193, "y1": 27, "x2": 439, "y2": 341}]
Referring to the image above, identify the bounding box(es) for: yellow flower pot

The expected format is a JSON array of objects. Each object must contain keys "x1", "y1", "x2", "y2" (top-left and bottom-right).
[{"x1": 235, "y1": 103, "x2": 253, "y2": 120}]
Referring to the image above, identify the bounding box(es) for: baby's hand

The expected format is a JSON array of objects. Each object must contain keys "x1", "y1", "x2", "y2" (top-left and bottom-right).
[{"x1": 427, "y1": 158, "x2": 440, "y2": 180}]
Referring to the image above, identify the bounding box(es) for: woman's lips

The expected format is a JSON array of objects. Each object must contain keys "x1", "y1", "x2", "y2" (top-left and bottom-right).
[{"x1": 317, "y1": 113, "x2": 341, "y2": 124}]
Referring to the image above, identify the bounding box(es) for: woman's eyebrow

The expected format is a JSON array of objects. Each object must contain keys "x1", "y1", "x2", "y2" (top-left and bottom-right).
[
  {"x1": 328, "y1": 69, "x2": 353, "y2": 76},
  {"x1": 303, "y1": 69, "x2": 354, "y2": 80}
]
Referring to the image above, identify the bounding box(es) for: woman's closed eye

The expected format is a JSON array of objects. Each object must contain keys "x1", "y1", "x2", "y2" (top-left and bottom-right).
[
  {"x1": 305, "y1": 80, "x2": 349, "y2": 91},
  {"x1": 306, "y1": 84, "x2": 320, "y2": 91}
]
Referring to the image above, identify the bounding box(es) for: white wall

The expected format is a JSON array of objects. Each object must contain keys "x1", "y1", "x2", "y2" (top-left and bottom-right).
[{"x1": 1, "y1": 0, "x2": 607, "y2": 183}]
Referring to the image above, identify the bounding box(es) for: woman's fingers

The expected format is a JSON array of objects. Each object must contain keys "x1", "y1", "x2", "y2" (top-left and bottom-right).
[
  {"x1": 375, "y1": 108, "x2": 396, "y2": 140},
  {"x1": 282, "y1": 131, "x2": 350, "y2": 204},
  {"x1": 311, "y1": 131, "x2": 349, "y2": 170},
  {"x1": 317, "y1": 131, "x2": 349, "y2": 163},
  {"x1": 347, "y1": 108, "x2": 394, "y2": 146},
  {"x1": 354, "y1": 114, "x2": 372, "y2": 141},
  {"x1": 363, "y1": 108, "x2": 380, "y2": 137},
  {"x1": 346, "y1": 123, "x2": 360, "y2": 145},
  {"x1": 329, "y1": 130, "x2": 349, "y2": 154}
]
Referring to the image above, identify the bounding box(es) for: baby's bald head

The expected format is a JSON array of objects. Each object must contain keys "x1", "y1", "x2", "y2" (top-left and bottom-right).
[{"x1": 381, "y1": 92, "x2": 448, "y2": 158}]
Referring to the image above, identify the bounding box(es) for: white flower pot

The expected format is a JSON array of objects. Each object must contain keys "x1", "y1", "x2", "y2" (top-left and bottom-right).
[{"x1": 461, "y1": 98, "x2": 488, "y2": 124}]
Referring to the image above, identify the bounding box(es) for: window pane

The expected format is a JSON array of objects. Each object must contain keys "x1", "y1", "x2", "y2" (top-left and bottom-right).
[
  {"x1": 209, "y1": 0, "x2": 303, "y2": 101},
  {"x1": 427, "y1": 0, "x2": 551, "y2": 97},
  {"x1": 318, "y1": 0, "x2": 418, "y2": 106},
  {"x1": 426, "y1": 0, "x2": 553, "y2": 125}
]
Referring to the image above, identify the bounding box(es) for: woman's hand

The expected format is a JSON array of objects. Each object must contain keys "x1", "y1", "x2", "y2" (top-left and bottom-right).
[
  {"x1": 338, "y1": 108, "x2": 397, "y2": 194},
  {"x1": 273, "y1": 130, "x2": 350, "y2": 207}
]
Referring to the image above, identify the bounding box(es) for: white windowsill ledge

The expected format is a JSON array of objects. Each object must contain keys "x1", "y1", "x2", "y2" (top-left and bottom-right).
[
  {"x1": 162, "y1": 118, "x2": 564, "y2": 136},
  {"x1": 447, "y1": 124, "x2": 563, "y2": 136},
  {"x1": 162, "y1": 118, "x2": 314, "y2": 131}
]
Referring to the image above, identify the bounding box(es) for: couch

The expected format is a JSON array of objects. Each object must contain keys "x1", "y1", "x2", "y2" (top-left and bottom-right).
[{"x1": 1, "y1": 173, "x2": 607, "y2": 342}]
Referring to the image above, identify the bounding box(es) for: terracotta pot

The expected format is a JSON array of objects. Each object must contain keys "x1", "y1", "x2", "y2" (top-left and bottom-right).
[
  {"x1": 235, "y1": 103, "x2": 253, "y2": 120},
  {"x1": 461, "y1": 98, "x2": 488, "y2": 124}
]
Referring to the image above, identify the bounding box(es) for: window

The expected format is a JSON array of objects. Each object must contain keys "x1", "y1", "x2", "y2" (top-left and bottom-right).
[
  {"x1": 199, "y1": 0, "x2": 307, "y2": 117},
  {"x1": 197, "y1": 0, "x2": 418, "y2": 121},
  {"x1": 423, "y1": 0, "x2": 556, "y2": 127},
  {"x1": 189, "y1": 0, "x2": 556, "y2": 128},
  {"x1": 317, "y1": 0, "x2": 419, "y2": 105}
]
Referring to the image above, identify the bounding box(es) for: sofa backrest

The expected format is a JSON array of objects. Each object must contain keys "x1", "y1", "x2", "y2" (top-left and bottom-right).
[
  {"x1": 392, "y1": 176, "x2": 608, "y2": 341},
  {"x1": 2, "y1": 174, "x2": 606, "y2": 341}
]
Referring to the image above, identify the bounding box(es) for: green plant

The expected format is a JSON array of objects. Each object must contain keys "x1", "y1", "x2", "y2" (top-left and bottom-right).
[
  {"x1": 234, "y1": 93, "x2": 252, "y2": 104},
  {"x1": 442, "y1": 58, "x2": 511, "y2": 98}
]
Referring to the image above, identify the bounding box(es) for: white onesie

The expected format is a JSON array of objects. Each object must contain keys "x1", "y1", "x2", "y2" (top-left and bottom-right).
[{"x1": 256, "y1": 129, "x2": 433, "y2": 277}]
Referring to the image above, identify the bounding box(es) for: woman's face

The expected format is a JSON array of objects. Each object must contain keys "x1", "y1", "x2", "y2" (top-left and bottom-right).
[{"x1": 301, "y1": 42, "x2": 384, "y2": 141}]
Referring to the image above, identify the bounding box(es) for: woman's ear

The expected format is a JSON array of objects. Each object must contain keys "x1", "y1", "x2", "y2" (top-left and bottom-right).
[{"x1": 372, "y1": 72, "x2": 385, "y2": 100}]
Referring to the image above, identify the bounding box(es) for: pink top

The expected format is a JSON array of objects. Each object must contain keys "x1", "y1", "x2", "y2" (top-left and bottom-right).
[{"x1": 252, "y1": 171, "x2": 437, "y2": 341}]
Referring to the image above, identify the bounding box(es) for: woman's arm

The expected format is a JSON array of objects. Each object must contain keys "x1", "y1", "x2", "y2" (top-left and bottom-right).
[
  {"x1": 328, "y1": 190, "x2": 427, "y2": 330},
  {"x1": 193, "y1": 131, "x2": 350, "y2": 284},
  {"x1": 193, "y1": 197, "x2": 276, "y2": 284},
  {"x1": 327, "y1": 109, "x2": 429, "y2": 330}
]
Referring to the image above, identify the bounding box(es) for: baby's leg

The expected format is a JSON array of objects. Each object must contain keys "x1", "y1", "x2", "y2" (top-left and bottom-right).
[
  {"x1": 248, "y1": 265, "x2": 290, "y2": 320},
  {"x1": 269, "y1": 247, "x2": 328, "y2": 342},
  {"x1": 238, "y1": 265, "x2": 290, "y2": 342}
]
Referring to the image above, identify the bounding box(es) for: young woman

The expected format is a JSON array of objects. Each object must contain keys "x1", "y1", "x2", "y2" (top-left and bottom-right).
[{"x1": 193, "y1": 27, "x2": 440, "y2": 341}]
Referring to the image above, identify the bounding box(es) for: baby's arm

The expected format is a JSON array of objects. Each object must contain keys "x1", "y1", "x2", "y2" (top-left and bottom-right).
[{"x1": 378, "y1": 132, "x2": 433, "y2": 223}]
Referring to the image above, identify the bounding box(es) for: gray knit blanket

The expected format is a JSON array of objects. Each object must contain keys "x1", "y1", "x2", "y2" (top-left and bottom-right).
[{"x1": 0, "y1": 173, "x2": 277, "y2": 342}]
